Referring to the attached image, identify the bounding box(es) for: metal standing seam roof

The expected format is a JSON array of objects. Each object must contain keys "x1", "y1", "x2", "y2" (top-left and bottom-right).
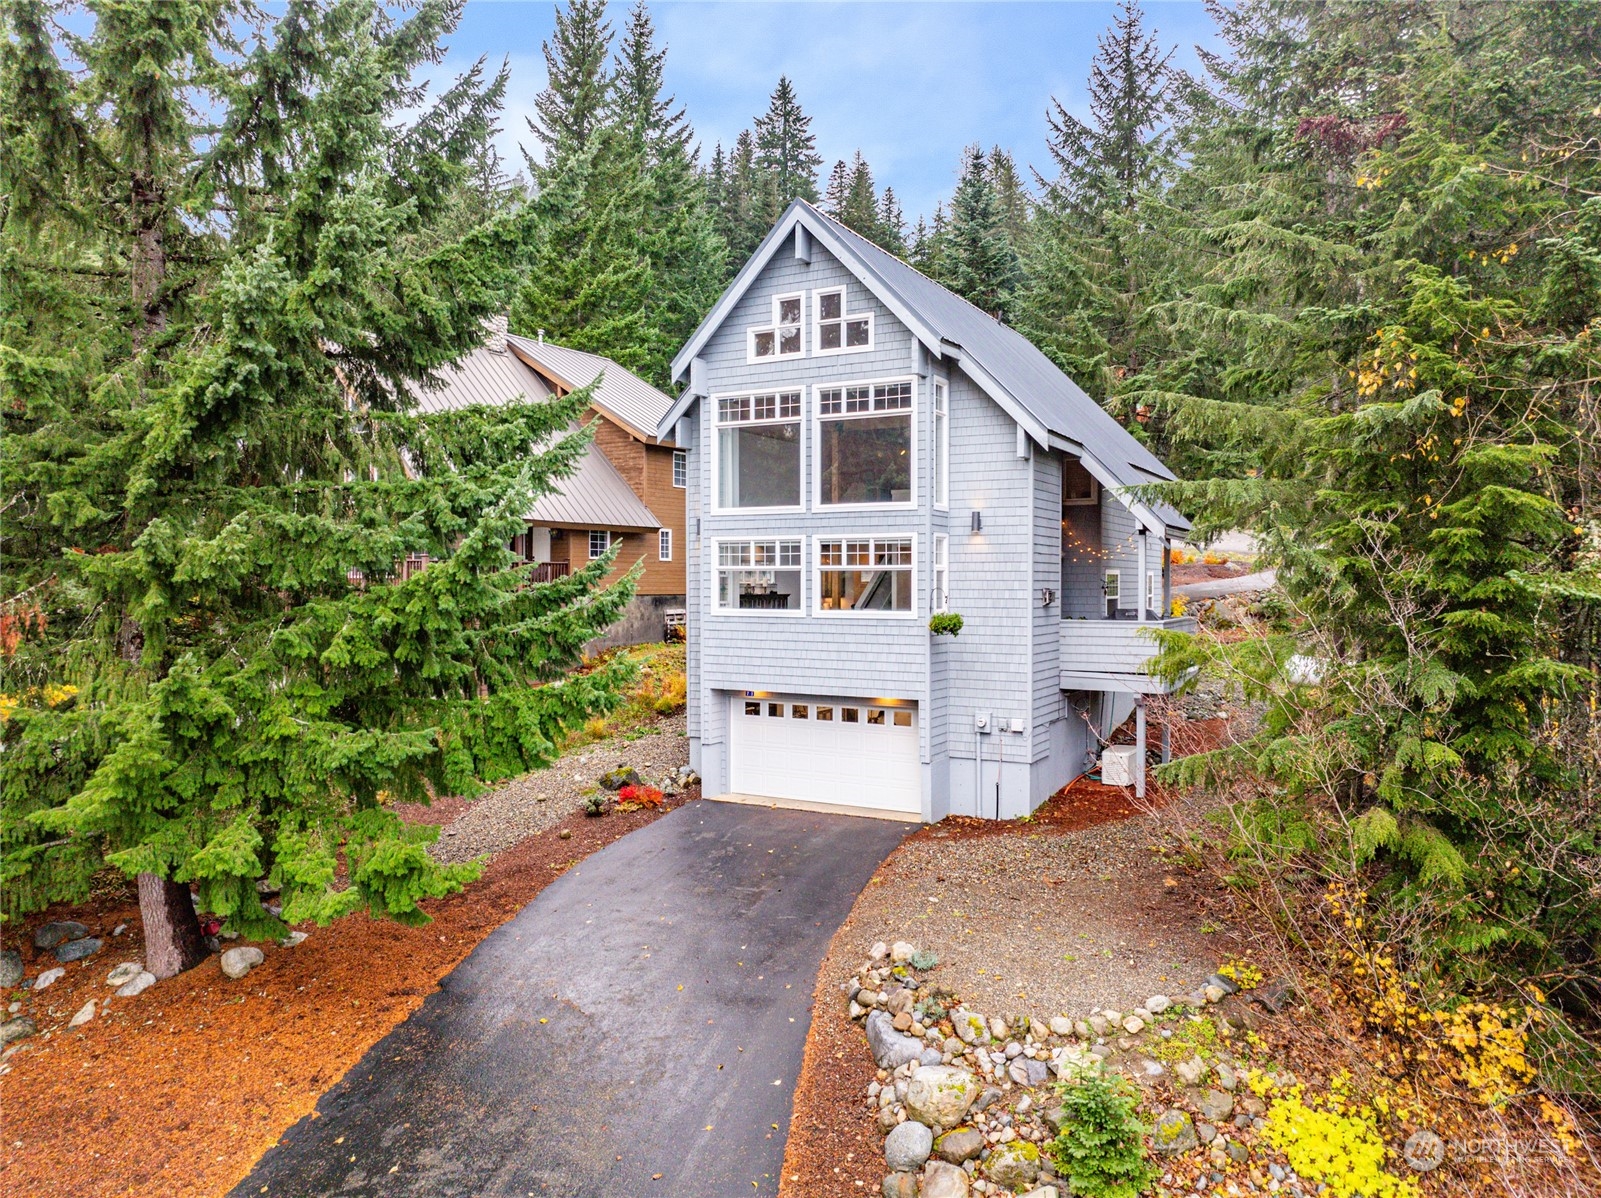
[
  {"x1": 505, "y1": 334, "x2": 677, "y2": 445},
  {"x1": 407, "y1": 333, "x2": 662, "y2": 531},
  {"x1": 667, "y1": 200, "x2": 1189, "y2": 533}
]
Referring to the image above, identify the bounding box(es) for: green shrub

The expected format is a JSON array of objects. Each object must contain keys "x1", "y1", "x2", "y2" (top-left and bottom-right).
[
  {"x1": 1046, "y1": 1073, "x2": 1155, "y2": 1198},
  {"x1": 928, "y1": 612, "x2": 965, "y2": 637}
]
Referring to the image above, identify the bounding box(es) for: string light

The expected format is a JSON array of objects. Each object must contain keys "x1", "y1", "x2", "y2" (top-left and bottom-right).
[{"x1": 1060, "y1": 521, "x2": 1145, "y2": 564}]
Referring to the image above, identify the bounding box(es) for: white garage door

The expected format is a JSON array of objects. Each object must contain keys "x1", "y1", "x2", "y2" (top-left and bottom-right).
[{"x1": 729, "y1": 694, "x2": 921, "y2": 816}]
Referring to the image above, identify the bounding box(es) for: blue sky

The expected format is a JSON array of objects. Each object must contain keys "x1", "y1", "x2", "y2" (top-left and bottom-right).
[{"x1": 443, "y1": 1, "x2": 1224, "y2": 220}]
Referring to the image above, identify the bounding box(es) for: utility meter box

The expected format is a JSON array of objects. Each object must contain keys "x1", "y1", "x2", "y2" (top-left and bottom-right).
[{"x1": 1101, "y1": 745, "x2": 1139, "y2": 787}]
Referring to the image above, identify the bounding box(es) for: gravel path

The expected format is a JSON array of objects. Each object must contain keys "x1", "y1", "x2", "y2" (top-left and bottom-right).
[
  {"x1": 429, "y1": 713, "x2": 690, "y2": 864},
  {"x1": 831, "y1": 813, "x2": 1223, "y2": 1020},
  {"x1": 1175, "y1": 568, "x2": 1277, "y2": 598}
]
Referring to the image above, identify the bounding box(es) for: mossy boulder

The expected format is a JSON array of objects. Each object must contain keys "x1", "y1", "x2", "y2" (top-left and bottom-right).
[{"x1": 984, "y1": 1140, "x2": 1041, "y2": 1191}]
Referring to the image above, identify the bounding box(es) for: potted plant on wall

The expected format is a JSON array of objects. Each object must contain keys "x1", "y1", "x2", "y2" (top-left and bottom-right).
[{"x1": 929, "y1": 612, "x2": 964, "y2": 637}]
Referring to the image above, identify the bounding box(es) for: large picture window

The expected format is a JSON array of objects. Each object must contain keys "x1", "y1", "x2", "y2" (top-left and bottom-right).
[
  {"x1": 816, "y1": 380, "x2": 913, "y2": 506},
  {"x1": 814, "y1": 287, "x2": 872, "y2": 354},
  {"x1": 715, "y1": 539, "x2": 803, "y2": 612},
  {"x1": 817, "y1": 537, "x2": 914, "y2": 614},
  {"x1": 749, "y1": 293, "x2": 803, "y2": 361},
  {"x1": 716, "y1": 391, "x2": 802, "y2": 508}
]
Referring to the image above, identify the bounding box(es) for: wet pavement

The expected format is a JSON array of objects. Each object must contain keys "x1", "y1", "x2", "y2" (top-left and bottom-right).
[{"x1": 233, "y1": 800, "x2": 912, "y2": 1198}]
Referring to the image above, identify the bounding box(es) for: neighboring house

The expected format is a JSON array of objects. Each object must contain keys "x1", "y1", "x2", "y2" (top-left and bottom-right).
[
  {"x1": 656, "y1": 201, "x2": 1193, "y2": 822},
  {"x1": 414, "y1": 320, "x2": 687, "y2": 648}
]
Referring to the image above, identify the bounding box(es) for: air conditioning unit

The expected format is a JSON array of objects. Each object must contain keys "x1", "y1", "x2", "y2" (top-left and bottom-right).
[{"x1": 1100, "y1": 745, "x2": 1139, "y2": 787}]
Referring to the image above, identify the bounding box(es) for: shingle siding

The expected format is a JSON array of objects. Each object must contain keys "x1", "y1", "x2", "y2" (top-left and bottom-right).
[{"x1": 680, "y1": 228, "x2": 1169, "y2": 819}]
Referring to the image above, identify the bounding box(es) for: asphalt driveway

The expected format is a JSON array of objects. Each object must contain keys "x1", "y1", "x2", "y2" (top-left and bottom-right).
[{"x1": 235, "y1": 800, "x2": 912, "y2": 1198}]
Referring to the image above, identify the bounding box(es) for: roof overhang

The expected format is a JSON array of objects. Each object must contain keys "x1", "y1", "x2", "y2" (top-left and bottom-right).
[
  {"x1": 1048, "y1": 432, "x2": 1189, "y2": 537},
  {"x1": 506, "y1": 340, "x2": 664, "y2": 445}
]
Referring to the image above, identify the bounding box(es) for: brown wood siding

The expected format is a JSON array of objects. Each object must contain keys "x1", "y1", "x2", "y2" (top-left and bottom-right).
[{"x1": 545, "y1": 416, "x2": 686, "y2": 599}]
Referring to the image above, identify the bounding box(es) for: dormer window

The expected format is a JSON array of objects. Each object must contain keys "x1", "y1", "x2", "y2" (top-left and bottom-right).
[
  {"x1": 749, "y1": 293, "x2": 803, "y2": 362},
  {"x1": 814, "y1": 287, "x2": 872, "y2": 354}
]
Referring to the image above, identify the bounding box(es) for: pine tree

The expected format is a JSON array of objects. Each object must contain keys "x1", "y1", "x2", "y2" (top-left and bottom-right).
[
  {"x1": 722, "y1": 128, "x2": 767, "y2": 262},
  {"x1": 1043, "y1": 0, "x2": 1176, "y2": 213},
  {"x1": 0, "y1": 0, "x2": 637, "y2": 975},
  {"x1": 840, "y1": 151, "x2": 880, "y2": 241},
  {"x1": 607, "y1": 0, "x2": 690, "y2": 163},
  {"x1": 527, "y1": 0, "x2": 614, "y2": 175},
  {"x1": 942, "y1": 146, "x2": 1023, "y2": 321},
  {"x1": 1147, "y1": 0, "x2": 1601, "y2": 1001},
  {"x1": 823, "y1": 158, "x2": 851, "y2": 217},
  {"x1": 752, "y1": 76, "x2": 822, "y2": 207},
  {"x1": 987, "y1": 147, "x2": 1032, "y2": 247},
  {"x1": 877, "y1": 186, "x2": 907, "y2": 256}
]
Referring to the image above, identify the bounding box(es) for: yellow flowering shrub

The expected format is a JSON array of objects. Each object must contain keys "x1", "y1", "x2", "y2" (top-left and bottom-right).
[
  {"x1": 1217, "y1": 960, "x2": 1263, "y2": 990},
  {"x1": 1262, "y1": 1087, "x2": 1420, "y2": 1198},
  {"x1": 0, "y1": 683, "x2": 79, "y2": 723}
]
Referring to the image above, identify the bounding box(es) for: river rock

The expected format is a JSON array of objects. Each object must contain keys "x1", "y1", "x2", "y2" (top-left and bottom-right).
[
  {"x1": 905, "y1": 1065, "x2": 981, "y2": 1131},
  {"x1": 1196, "y1": 1088, "x2": 1235, "y2": 1122},
  {"x1": 1146, "y1": 995, "x2": 1171, "y2": 1014},
  {"x1": 1048, "y1": 1016, "x2": 1074, "y2": 1037},
  {"x1": 984, "y1": 1141, "x2": 1041, "y2": 1191},
  {"x1": 220, "y1": 946, "x2": 265, "y2": 979},
  {"x1": 106, "y1": 962, "x2": 143, "y2": 987},
  {"x1": 1215, "y1": 1061, "x2": 1238, "y2": 1091},
  {"x1": 33, "y1": 920, "x2": 89, "y2": 949},
  {"x1": 870, "y1": 941, "x2": 890, "y2": 961},
  {"x1": 1018, "y1": 1188, "x2": 1062, "y2": 1198},
  {"x1": 1152, "y1": 1109, "x2": 1199, "y2": 1154},
  {"x1": 867, "y1": 1010, "x2": 925, "y2": 1070},
  {"x1": 54, "y1": 937, "x2": 103, "y2": 963},
  {"x1": 0, "y1": 1016, "x2": 37, "y2": 1046},
  {"x1": 68, "y1": 999, "x2": 96, "y2": 1028},
  {"x1": 1174, "y1": 1055, "x2": 1207, "y2": 1086},
  {"x1": 935, "y1": 1127, "x2": 985, "y2": 1164},
  {"x1": 921, "y1": 1160, "x2": 971, "y2": 1198},
  {"x1": 598, "y1": 765, "x2": 640, "y2": 790},
  {"x1": 951, "y1": 1007, "x2": 989, "y2": 1045},
  {"x1": 881, "y1": 1172, "x2": 918, "y2": 1198},
  {"x1": 890, "y1": 941, "x2": 918, "y2": 963},
  {"x1": 116, "y1": 971, "x2": 157, "y2": 998},
  {"x1": 1122, "y1": 1015, "x2": 1146, "y2": 1034},
  {"x1": 885, "y1": 1119, "x2": 934, "y2": 1171},
  {"x1": 33, "y1": 967, "x2": 64, "y2": 992},
  {"x1": 0, "y1": 950, "x2": 22, "y2": 988}
]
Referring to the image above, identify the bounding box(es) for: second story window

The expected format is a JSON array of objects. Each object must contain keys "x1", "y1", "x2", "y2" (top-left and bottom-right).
[
  {"x1": 672, "y1": 449, "x2": 687, "y2": 488},
  {"x1": 659, "y1": 528, "x2": 673, "y2": 561},
  {"x1": 749, "y1": 293, "x2": 803, "y2": 362},
  {"x1": 932, "y1": 380, "x2": 948, "y2": 508},
  {"x1": 817, "y1": 380, "x2": 913, "y2": 506},
  {"x1": 716, "y1": 390, "x2": 802, "y2": 509},
  {"x1": 814, "y1": 287, "x2": 872, "y2": 354},
  {"x1": 590, "y1": 530, "x2": 611, "y2": 559}
]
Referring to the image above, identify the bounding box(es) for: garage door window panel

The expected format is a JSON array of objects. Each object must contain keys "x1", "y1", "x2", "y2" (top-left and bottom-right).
[
  {"x1": 716, "y1": 391, "x2": 802, "y2": 509},
  {"x1": 817, "y1": 537, "x2": 914, "y2": 614},
  {"x1": 715, "y1": 539, "x2": 804, "y2": 613}
]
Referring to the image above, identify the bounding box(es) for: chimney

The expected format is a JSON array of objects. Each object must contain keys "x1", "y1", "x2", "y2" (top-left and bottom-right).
[{"x1": 484, "y1": 312, "x2": 509, "y2": 354}]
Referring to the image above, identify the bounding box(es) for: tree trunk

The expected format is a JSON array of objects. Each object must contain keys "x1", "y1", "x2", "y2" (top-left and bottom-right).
[{"x1": 138, "y1": 871, "x2": 206, "y2": 979}]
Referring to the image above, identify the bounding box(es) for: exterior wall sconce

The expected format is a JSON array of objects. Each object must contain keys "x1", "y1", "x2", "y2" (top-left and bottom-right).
[
  {"x1": 970, "y1": 510, "x2": 983, "y2": 533},
  {"x1": 1040, "y1": 588, "x2": 1057, "y2": 608}
]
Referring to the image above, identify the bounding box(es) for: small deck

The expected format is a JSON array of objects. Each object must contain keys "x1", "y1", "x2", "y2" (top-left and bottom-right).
[{"x1": 1059, "y1": 615, "x2": 1197, "y2": 693}]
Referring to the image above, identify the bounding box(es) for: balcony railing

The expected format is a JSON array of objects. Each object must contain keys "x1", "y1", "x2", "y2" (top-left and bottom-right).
[
  {"x1": 1059, "y1": 615, "x2": 1197, "y2": 693},
  {"x1": 528, "y1": 561, "x2": 571, "y2": 584}
]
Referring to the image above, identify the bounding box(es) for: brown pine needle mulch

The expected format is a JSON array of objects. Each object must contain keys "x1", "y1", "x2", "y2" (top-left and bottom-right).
[{"x1": 0, "y1": 794, "x2": 692, "y2": 1198}]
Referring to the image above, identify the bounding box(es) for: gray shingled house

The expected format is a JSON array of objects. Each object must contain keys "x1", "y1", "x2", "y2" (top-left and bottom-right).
[{"x1": 655, "y1": 201, "x2": 1194, "y2": 821}]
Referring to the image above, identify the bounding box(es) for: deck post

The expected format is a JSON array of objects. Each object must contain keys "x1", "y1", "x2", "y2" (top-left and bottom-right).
[
  {"x1": 1134, "y1": 696, "x2": 1147, "y2": 799},
  {"x1": 1161, "y1": 716, "x2": 1171, "y2": 765}
]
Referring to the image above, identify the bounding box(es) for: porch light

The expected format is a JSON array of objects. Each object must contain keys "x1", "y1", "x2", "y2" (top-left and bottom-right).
[{"x1": 970, "y1": 510, "x2": 983, "y2": 533}]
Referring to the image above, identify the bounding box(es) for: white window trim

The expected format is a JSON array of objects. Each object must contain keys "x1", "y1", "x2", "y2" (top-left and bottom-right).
[
  {"x1": 710, "y1": 536, "x2": 807, "y2": 618},
  {"x1": 812, "y1": 375, "x2": 918, "y2": 512},
  {"x1": 932, "y1": 378, "x2": 949, "y2": 510},
  {"x1": 1104, "y1": 568, "x2": 1122, "y2": 605},
  {"x1": 812, "y1": 286, "x2": 875, "y2": 356},
  {"x1": 589, "y1": 530, "x2": 611, "y2": 559},
  {"x1": 672, "y1": 449, "x2": 687, "y2": 489},
  {"x1": 932, "y1": 532, "x2": 949, "y2": 613},
  {"x1": 746, "y1": 292, "x2": 806, "y2": 364},
  {"x1": 812, "y1": 533, "x2": 918, "y2": 619},
  {"x1": 709, "y1": 387, "x2": 806, "y2": 514},
  {"x1": 1147, "y1": 570, "x2": 1162, "y2": 618},
  {"x1": 659, "y1": 528, "x2": 673, "y2": 562}
]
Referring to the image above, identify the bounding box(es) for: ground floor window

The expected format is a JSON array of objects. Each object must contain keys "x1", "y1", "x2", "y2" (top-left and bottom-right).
[
  {"x1": 715, "y1": 539, "x2": 803, "y2": 612},
  {"x1": 816, "y1": 537, "x2": 913, "y2": 613}
]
